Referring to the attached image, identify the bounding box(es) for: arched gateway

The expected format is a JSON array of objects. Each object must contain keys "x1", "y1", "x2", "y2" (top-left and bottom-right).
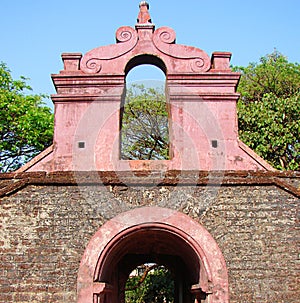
[
  {"x1": 16, "y1": 3, "x2": 274, "y2": 302},
  {"x1": 1, "y1": 3, "x2": 298, "y2": 303},
  {"x1": 77, "y1": 207, "x2": 229, "y2": 303}
]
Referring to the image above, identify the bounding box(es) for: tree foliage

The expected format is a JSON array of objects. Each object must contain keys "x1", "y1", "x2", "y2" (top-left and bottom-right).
[
  {"x1": 0, "y1": 62, "x2": 54, "y2": 172},
  {"x1": 235, "y1": 51, "x2": 300, "y2": 170},
  {"x1": 237, "y1": 93, "x2": 299, "y2": 170},
  {"x1": 125, "y1": 265, "x2": 174, "y2": 303},
  {"x1": 235, "y1": 50, "x2": 300, "y2": 102},
  {"x1": 121, "y1": 84, "x2": 169, "y2": 160}
]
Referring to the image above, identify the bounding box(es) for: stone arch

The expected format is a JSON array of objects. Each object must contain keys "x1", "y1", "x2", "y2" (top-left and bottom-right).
[
  {"x1": 124, "y1": 54, "x2": 167, "y2": 77},
  {"x1": 77, "y1": 207, "x2": 229, "y2": 303}
]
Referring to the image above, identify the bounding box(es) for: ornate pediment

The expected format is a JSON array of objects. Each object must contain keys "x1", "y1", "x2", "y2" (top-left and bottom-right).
[
  {"x1": 23, "y1": 2, "x2": 274, "y2": 173},
  {"x1": 79, "y1": 2, "x2": 210, "y2": 75},
  {"x1": 79, "y1": 23, "x2": 211, "y2": 75}
]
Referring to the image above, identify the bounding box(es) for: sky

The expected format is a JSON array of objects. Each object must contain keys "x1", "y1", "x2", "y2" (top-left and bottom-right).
[{"x1": 1, "y1": 0, "x2": 300, "y2": 108}]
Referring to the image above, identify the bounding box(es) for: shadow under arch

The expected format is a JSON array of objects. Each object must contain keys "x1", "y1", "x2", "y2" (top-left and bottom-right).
[{"x1": 77, "y1": 207, "x2": 229, "y2": 303}]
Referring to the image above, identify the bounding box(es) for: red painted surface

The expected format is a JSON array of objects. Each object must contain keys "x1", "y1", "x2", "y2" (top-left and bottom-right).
[
  {"x1": 137, "y1": 1, "x2": 151, "y2": 24},
  {"x1": 77, "y1": 207, "x2": 230, "y2": 303},
  {"x1": 19, "y1": 8, "x2": 274, "y2": 173}
]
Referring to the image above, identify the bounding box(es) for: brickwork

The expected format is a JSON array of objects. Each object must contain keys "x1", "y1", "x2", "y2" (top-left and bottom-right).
[{"x1": 0, "y1": 171, "x2": 299, "y2": 303}]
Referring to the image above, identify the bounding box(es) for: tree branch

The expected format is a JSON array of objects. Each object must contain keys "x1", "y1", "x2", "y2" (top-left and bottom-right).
[{"x1": 125, "y1": 264, "x2": 159, "y2": 291}]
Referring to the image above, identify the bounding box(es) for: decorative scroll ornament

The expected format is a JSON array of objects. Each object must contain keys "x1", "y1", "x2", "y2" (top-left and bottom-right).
[
  {"x1": 81, "y1": 26, "x2": 138, "y2": 74},
  {"x1": 115, "y1": 26, "x2": 136, "y2": 43},
  {"x1": 153, "y1": 27, "x2": 211, "y2": 72},
  {"x1": 85, "y1": 58, "x2": 102, "y2": 73}
]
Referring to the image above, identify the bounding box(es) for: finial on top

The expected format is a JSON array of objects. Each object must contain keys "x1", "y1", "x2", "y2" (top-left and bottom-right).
[
  {"x1": 139, "y1": 1, "x2": 149, "y2": 9},
  {"x1": 137, "y1": 1, "x2": 152, "y2": 24}
]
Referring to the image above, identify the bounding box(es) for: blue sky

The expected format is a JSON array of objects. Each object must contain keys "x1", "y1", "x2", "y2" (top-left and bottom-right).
[{"x1": 1, "y1": 0, "x2": 300, "y2": 108}]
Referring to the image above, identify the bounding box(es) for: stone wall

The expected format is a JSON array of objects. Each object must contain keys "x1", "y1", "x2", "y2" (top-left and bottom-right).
[{"x1": 0, "y1": 171, "x2": 299, "y2": 303}]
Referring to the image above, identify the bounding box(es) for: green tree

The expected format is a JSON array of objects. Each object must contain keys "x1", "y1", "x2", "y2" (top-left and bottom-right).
[
  {"x1": 125, "y1": 264, "x2": 174, "y2": 303},
  {"x1": 234, "y1": 51, "x2": 300, "y2": 170},
  {"x1": 121, "y1": 84, "x2": 169, "y2": 160},
  {"x1": 0, "y1": 63, "x2": 54, "y2": 172},
  {"x1": 235, "y1": 50, "x2": 300, "y2": 102}
]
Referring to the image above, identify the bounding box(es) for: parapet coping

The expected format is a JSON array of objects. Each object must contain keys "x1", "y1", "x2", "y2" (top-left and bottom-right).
[{"x1": 0, "y1": 170, "x2": 299, "y2": 198}]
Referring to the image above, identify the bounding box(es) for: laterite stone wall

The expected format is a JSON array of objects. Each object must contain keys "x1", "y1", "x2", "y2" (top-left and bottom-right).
[{"x1": 0, "y1": 171, "x2": 299, "y2": 303}]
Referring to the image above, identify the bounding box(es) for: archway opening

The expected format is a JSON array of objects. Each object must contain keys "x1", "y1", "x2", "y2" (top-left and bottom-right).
[
  {"x1": 121, "y1": 55, "x2": 170, "y2": 160},
  {"x1": 94, "y1": 226, "x2": 206, "y2": 303},
  {"x1": 77, "y1": 208, "x2": 229, "y2": 303}
]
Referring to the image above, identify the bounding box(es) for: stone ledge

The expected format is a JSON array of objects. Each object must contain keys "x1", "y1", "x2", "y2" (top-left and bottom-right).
[{"x1": 0, "y1": 170, "x2": 299, "y2": 198}]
